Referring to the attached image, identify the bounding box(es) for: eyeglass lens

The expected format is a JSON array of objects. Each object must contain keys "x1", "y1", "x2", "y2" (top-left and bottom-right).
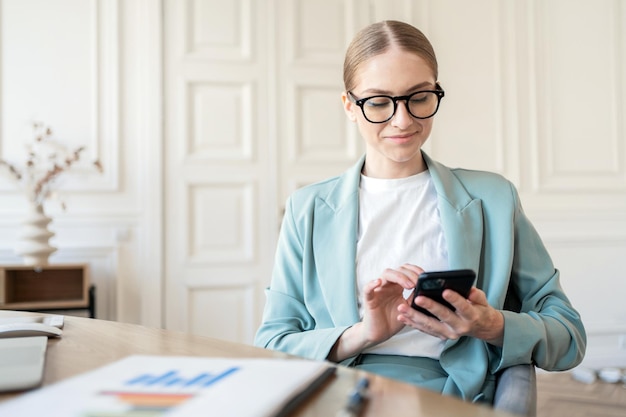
[{"x1": 361, "y1": 92, "x2": 440, "y2": 122}]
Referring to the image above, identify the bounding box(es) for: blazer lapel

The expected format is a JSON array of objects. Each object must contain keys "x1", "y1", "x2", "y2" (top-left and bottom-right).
[
  {"x1": 424, "y1": 153, "x2": 488, "y2": 389},
  {"x1": 423, "y1": 153, "x2": 484, "y2": 279},
  {"x1": 312, "y1": 157, "x2": 364, "y2": 326}
]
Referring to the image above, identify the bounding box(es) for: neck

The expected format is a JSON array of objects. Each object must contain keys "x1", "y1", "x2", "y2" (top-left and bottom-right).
[{"x1": 362, "y1": 154, "x2": 427, "y2": 179}]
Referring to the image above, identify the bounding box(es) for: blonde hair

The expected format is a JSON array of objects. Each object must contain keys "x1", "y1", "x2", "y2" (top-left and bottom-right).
[{"x1": 343, "y1": 20, "x2": 438, "y2": 91}]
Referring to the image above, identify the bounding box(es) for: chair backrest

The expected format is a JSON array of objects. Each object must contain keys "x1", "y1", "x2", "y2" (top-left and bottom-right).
[
  {"x1": 493, "y1": 363, "x2": 537, "y2": 416},
  {"x1": 492, "y1": 282, "x2": 537, "y2": 416}
]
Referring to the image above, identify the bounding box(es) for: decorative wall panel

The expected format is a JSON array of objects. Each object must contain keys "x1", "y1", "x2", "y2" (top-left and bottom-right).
[
  {"x1": 370, "y1": 0, "x2": 417, "y2": 23},
  {"x1": 426, "y1": 0, "x2": 510, "y2": 176},
  {"x1": 290, "y1": 85, "x2": 356, "y2": 162},
  {"x1": 276, "y1": 0, "x2": 364, "y2": 206},
  {"x1": 187, "y1": 82, "x2": 253, "y2": 161},
  {"x1": 533, "y1": 0, "x2": 625, "y2": 192},
  {"x1": 187, "y1": 285, "x2": 255, "y2": 341},
  {"x1": 288, "y1": 0, "x2": 347, "y2": 64},
  {"x1": 0, "y1": 0, "x2": 119, "y2": 192},
  {"x1": 188, "y1": 182, "x2": 255, "y2": 263},
  {"x1": 185, "y1": 0, "x2": 253, "y2": 61},
  {"x1": 165, "y1": 0, "x2": 271, "y2": 338}
]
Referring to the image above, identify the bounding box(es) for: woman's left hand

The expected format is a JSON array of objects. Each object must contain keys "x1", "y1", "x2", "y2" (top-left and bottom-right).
[{"x1": 396, "y1": 287, "x2": 504, "y2": 346}]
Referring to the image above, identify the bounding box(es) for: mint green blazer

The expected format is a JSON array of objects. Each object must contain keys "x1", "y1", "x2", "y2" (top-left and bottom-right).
[{"x1": 254, "y1": 152, "x2": 586, "y2": 401}]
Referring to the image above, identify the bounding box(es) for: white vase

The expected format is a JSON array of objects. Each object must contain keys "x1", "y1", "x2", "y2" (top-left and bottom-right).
[{"x1": 15, "y1": 201, "x2": 57, "y2": 267}]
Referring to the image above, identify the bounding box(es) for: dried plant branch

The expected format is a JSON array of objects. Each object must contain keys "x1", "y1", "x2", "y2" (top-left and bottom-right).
[
  {"x1": 0, "y1": 160, "x2": 23, "y2": 181},
  {"x1": 0, "y1": 122, "x2": 104, "y2": 208}
]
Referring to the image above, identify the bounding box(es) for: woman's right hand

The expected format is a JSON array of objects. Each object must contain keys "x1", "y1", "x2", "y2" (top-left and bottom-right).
[{"x1": 328, "y1": 264, "x2": 422, "y2": 362}]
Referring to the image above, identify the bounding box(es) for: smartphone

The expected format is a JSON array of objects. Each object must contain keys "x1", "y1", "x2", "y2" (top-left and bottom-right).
[{"x1": 410, "y1": 269, "x2": 476, "y2": 318}]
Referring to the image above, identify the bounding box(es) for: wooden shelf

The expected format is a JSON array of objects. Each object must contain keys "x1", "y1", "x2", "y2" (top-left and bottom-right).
[{"x1": 0, "y1": 264, "x2": 92, "y2": 316}]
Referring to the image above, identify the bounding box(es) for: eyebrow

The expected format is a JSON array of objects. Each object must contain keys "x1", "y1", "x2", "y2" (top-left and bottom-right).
[{"x1": 360, "y1": 81, "x2": 436, "y2": 95}]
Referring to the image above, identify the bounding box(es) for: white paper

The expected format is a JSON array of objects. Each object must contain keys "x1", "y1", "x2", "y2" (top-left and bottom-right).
[{"x1": 0, "y1": 355, "x2": 333, "y2": 417}]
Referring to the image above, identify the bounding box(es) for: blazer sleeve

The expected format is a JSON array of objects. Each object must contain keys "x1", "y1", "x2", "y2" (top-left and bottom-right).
[
  {"x1": 490, "y1": 183, "x2": 586, "y2": 372},
  {"x1": 254, "y1": 196, "x2": 350, "y2": 360}
]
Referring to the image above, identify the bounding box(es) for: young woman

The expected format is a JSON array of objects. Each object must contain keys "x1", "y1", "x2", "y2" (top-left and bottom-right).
[{"x1": 254, "y1": 20, "x2": 586, "y2": 404}]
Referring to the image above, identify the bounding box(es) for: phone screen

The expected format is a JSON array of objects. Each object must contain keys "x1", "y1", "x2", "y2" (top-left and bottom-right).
[{"x1": 410, "y1": 269, "x2": 476, "y2": 318}]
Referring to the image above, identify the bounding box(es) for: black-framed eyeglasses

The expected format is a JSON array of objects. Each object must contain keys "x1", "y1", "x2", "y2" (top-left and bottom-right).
[{"x1": 347, "y1": 83, "x2": 445, "y2": 123}]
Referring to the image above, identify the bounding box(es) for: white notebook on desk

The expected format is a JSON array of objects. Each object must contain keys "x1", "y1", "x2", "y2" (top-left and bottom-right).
[
  {"x1": 0, "y1": 336, "x2": 48, "y2": 392},
  {"x1": 0, "y1": 354, "x2": 336, "y2": 417}
]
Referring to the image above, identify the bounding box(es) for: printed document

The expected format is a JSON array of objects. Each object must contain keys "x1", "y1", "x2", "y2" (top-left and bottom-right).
[{"x1": 0, "y1": 355, "x2": 335, "y2": 417}]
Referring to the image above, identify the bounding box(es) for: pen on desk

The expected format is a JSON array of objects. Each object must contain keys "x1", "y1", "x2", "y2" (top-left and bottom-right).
[{"x1": 336, "y1": 376, "x2": 369, "y2": 417}]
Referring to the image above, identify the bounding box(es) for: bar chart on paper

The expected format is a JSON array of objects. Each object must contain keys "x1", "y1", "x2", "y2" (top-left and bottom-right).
[
  {"x1": 0, "y1": 355, "x2": 335, "y2": 417},
  {"x1": 125, "y1": 367, "x2": 240, "y2": 388},
  {"x1": 91, "y1": 367, "x2": 242, "y2": 416}
]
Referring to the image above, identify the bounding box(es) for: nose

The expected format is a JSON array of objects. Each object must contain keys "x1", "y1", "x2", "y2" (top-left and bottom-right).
[{"x1": 390, "y1": 101, "x2": 414, "y2": 129}]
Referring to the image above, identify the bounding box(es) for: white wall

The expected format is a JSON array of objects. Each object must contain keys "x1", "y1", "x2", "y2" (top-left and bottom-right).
[
  {"x1": 0, "y1": 0, "x2": 162, "y2": 326},
  {"x1": 0, "y1": 0, "x2": 624, "y2": 369}
]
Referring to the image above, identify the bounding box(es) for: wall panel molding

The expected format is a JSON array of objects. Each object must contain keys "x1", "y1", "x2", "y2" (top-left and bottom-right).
[
  {"x1": 276, "y1": 0, "x2": 364, "y2": 208},
  {"x1": 426, "y1": 0, "x2": 511, "y2": 177},
  {"x1": 289, "y1": 84, "x2": 358, "y2": 163},
  {"x1": 531, "y1": 0, "x2": 626, "y2": 193},
  {"x1": 184, "y1": 0, "x2": 253, "y2": 62},
  {"x1": 285, "y1": 0, "x2": 348, "y2": 65},
  {"x1": 186, "y1": 283, "x2": 255, "y2": 342},
  {"x1": 0, "y1": 0, "x2": 119, "y2": 194},
  {"x1": 187, "y1": 181, "x2": 256, "y2": 264},
  {"x1": 185, "y1": 81, "x2": 254, "y2": 161}
]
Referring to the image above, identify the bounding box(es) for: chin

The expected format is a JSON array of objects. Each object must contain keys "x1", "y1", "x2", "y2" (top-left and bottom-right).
[{"x1": 385, "y1": 147, "x2": 423, "y2": 163}]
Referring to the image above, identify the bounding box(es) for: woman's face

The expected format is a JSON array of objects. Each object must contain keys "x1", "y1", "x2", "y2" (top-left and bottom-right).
[{"x1": 342, "y1": 46, "x2": 437, "y2": 178}]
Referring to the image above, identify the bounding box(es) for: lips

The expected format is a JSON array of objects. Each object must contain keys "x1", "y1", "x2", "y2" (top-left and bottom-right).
[{"x1": 385, "y1": 132, "x2": 417, "y2": 143}]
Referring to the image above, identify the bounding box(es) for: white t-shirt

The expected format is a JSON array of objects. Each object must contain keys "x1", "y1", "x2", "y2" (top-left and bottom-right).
[{"x1": 356, "y1": 170, "x2": 449, "y2": 358}]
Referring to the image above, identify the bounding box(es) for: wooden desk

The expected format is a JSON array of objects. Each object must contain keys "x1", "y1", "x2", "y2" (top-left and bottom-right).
[{"x1": 0, "y1": 311, "x2": 515, "y2": 416}]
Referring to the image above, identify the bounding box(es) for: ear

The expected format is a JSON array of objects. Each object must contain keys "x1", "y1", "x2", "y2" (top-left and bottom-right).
[{"x1": 341, "y1": 92, "x2": 357, "y2": 122}]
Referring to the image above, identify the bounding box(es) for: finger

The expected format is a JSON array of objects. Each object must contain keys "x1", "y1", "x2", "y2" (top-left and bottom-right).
[
  {"x1": 398, "y1": 300, "x2": 439, "y2": 326},
  {"x1": 466, "y1": 287, "x2": 487, "y2": 305},
  {"x1": 411, "y1": 295, "x2": 458, "y2": 324},
  {"x1": 400, "y1": 263, "x2": 424, "y2": 275},
  {"x1": 397, "y1": 308, "x2": 454, "y2": 340},
  {"x1": 380, "y1": 268, "x2": 416, "y2": 289},
  {"x1": 412, "y1": 295, "x2": 442, "y2": 316},
  {"x1": 442, "y1": 288, "x2": 477, "y2": 316},
  {"x1": 398, "y1": 264, "x2": 424, "y2": 284},
  {"x1": 397, "y1": 303, "x2": 418, "y2": 324},
  {"x1": 363, "y1": 278, "x2": 382, "y2": 299}
]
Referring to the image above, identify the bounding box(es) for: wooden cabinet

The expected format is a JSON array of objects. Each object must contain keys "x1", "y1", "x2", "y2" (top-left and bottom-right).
[{"x1": 0, "y1": 264, "x2": 94, "y2": 318}]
